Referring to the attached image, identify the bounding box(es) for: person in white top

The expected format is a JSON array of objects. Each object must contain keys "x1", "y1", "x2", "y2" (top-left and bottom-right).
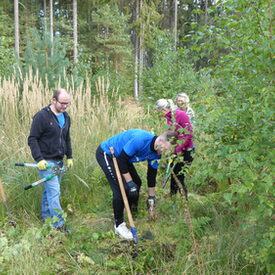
[{"x1": 175, "y1": 93, "x2": 195, "y2": 122}]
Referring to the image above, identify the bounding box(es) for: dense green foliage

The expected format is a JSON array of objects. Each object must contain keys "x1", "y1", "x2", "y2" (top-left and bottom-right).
[
  {"x1": 17, "y1": 29, "x2": 71, "y2": 89},
  {"x1": 0, "y1": 0, "x2": 274, "y2": 273}
]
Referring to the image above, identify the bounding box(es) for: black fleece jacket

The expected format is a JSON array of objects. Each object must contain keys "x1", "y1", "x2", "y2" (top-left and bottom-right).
[{"x1": 28, "y1": 105, "x2": 72, "y2": 162}]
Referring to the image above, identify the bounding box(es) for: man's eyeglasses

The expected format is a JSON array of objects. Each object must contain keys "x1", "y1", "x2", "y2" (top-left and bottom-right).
[{"x1": 56, "y1": 100, "x2": 71, "y2": 106}]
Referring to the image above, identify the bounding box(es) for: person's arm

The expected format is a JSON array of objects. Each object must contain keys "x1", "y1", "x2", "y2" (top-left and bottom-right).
[
  {"x1": 116, "y1": 150, "x2": 132, "y2": 182},
  {"x1": 148, "y1": 187, "x2": 155, "y2": 196},
  {"x1": 65, "y1": 115, "x2": 72, "y2": 159},
  {"x1": 147, "y1": 162, "x2": 157, "y2": 195},
  {"x1": 27, "y1": 113, "x2": 44, "y2": 162},
  {"x1": 147, "y1": 163, "x2": 157, "y2": 207},
  {"x1": 122, "y1": 172, "x2": 132, "y2": 182}
]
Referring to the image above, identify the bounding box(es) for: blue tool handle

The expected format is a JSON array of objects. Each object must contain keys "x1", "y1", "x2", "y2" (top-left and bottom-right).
[{"x1": 131, "y1": 227, "x2": 138, "y2": 244}]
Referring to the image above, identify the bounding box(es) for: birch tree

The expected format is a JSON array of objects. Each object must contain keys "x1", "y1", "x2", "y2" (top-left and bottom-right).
[
  {"x1": 14, "y1": 0, "x2": 19, "y2": 60},
  {"x1": 173, "y1": 0, "x2": 178, "y2": 49},
  {"x1": 73, "y1": 0, "x2": 78, "y2": 64},
  {"x1": 50, "y1": 0, "x2": 53, "y2": 47},
  {"x1": 133, "y1": 0, "x2": 140, "y2": 100}
]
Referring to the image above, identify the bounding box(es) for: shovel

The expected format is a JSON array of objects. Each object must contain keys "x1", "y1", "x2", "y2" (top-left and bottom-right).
[{"x1": 109, "y1": 147, "x2": 138, "y2": 244}]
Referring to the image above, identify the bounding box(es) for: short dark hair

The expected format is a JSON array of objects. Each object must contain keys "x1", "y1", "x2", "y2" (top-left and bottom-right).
[
  {"x1": 53, "y1": 88, "x2": 68, "y2": 100},
  {"x1": 53, "y1": 90, "x2": 61, "y2": 100},
  {"x1": 166, "y1": 131, "x2": 178, "y2": 144}
]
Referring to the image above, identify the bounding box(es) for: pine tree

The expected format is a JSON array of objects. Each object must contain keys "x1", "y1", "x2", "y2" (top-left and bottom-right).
[
  {"x1": 92, "y1": 4, "x2": 133, "y2": 74},
  {"x1": 21, "y1": 29, "x2": 70, "y2": 88}
]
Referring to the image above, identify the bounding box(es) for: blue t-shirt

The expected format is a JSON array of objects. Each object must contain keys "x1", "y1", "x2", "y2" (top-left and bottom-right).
[
  {"x1": 100, "y1": 129, "x2": 161, "y2": 169},
  {"x1": 55, "y1": 113, "x2": 65, "y2": 128}
]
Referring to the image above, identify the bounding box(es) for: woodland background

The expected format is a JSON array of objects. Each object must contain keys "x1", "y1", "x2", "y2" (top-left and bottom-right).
[{"x1": 0, "y1": 0, "x2": 274, "y2": 274}]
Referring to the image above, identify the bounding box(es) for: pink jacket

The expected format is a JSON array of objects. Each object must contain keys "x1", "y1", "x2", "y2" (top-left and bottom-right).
[{"x1": 165, "y1": 109, "x2": 194, "y2": 153}]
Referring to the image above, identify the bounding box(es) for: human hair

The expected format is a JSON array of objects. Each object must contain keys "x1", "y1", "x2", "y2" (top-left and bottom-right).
[
  {"x1": 166, "y1": 131, "x2": 178, "y2": 144},
  {"x1": 52, "y1": 88, "x2": 69, "y2": 100},
  {"x1": 155, "y1": 99, "x2": 175, "y2": 110},
  {"x1": 176, "y1": 93, "x2": 190, "y2": 104},
  {"x1": 158, "y1": 131, "x2": 178, "y2": 144}
]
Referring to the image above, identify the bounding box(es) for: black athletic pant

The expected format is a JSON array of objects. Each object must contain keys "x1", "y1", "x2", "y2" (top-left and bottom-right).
[
  {"x1": 96, "y1": 146, "x2": 141, "y2": 226},
  {"x1": 170, "y1": 149, "x2": 194, "y2": 198}
]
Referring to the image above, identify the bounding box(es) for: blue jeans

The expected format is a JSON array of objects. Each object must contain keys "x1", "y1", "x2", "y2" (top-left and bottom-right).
[{"x1": 37, "y1": 160, "x2": 64, "y2": 227}]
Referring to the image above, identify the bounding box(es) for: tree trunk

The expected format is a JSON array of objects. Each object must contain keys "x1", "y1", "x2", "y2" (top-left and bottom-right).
[
  {"x1": 73, "y1": 0, "x2": 78, "y2": 64},
  {"x1": 14, "y1": 0, "x2": 19, "y2": 60},
  {"x1": 205, "y1": 0, "x2": 208, "y2": 25},
  {"x1": 133, "y1": 0, "x2": 140, "y2": 100},
  {"x1": 43, "y1": 0, "x2": 47, "y2": 32},
  {"x1": 173, "y1": 0, "x2": 178, "y2": 49},
  {"x1": 50, "y1": 0, "x2": 54, "y2": 56},
  {"x1": 138, "y1": 0, "x2": 144, "y2": 96}
]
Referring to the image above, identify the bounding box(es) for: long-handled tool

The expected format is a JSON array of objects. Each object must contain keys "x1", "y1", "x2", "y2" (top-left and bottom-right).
[
  {"x1": 0, "y1": 178, "x2": 17, "y2": 226},
  {"x1": 171, "y1": 169, "x2": 188, "y2": 200},
  {"x1": 162, "y1": 161, "x2": 175, "y2": 188},
  {"x1": 109, "y1": 147, "x2": 138, "y2": 244},
  {"x1": 171, "y1": 171, "x2": 203, "y2": 274},
  {"x1": 15, "y1": 163, "x2": 68, "y2": 190},
  {"x1": 15, "y1": 163, "x2": 52, "y2": 168},
  {"x1": 24, "y1": 174, "x2": 57, "y2": 190}
]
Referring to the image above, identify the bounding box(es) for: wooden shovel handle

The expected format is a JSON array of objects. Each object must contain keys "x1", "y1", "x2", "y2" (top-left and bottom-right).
[{"x1": 109, "y1": 147, "x2": 135, "y2": 228}]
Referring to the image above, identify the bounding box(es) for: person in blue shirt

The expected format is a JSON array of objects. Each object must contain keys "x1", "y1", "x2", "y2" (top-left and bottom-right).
[{"x1": 96, "y1": 129, "x2": 174, "y2": 240}]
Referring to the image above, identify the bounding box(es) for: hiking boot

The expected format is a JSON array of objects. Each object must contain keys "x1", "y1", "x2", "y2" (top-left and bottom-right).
[{"x1": 114, "y1": 222, "x2": 133, "y2": 240}]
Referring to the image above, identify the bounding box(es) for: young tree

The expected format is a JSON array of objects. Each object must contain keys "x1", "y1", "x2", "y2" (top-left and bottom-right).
[
  {"x1": 0, "y1": 8, "x2": 14, "y2": 76},
  {"x1": 92, "y1": 4, "x2": 132, "y2": 74}
]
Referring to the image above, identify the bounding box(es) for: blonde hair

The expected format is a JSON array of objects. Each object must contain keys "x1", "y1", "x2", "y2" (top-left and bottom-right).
[{"x1": 176, "y1": 93, "x2": 190, "y2": 104}]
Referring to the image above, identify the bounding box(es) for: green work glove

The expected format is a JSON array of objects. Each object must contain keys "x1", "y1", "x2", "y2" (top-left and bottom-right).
[
  {"x1": 67, "y1": 158, "x2": 73, "y2": 168},
  {"x1": 37, "y1": 160, "x2": 49, "y2": 170}
]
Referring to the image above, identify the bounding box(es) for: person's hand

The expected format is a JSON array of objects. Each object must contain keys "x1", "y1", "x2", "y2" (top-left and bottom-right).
[
  {"x1": 147, "y1": 195, "x2": 156, "y2": 209},
  {"x1": 126, "y1": 181, "x2": 139, "y2": 200},
  {"x1": 67, "y1": 159, "x2": 73, "y2": 168},
  {"x1": 37, "y1": 160, "x2": 49, "y2": 170}
]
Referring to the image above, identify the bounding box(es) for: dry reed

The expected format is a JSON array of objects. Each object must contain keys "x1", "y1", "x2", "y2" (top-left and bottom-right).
[{"x1": 0, "y1": 74, "x2": 148, "y2": 167}]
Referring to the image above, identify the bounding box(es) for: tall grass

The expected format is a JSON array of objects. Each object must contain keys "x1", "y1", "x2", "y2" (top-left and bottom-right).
[
  {"x1": 0, "y1": 74, "x2": 147, "y2": 219},
  {"x1": 0, "y1": 75, "x2": 264, "y2": 274}
]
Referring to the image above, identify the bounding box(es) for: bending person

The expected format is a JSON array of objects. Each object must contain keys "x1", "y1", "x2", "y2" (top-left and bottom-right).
[{"x1": 96, "y1": 129, "x2": 173, "y2": 240}]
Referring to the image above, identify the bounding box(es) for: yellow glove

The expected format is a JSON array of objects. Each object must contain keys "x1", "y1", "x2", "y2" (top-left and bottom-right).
[
  {"x1": 67, "y1": 159, "x2": 73, "y2": 168},
  {"x1": 37, "y1": 160, "x2": 49, "y2": 170}
]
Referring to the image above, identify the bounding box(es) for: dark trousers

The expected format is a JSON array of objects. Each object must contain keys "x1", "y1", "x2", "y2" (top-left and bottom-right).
[
  {"x1": 170, "y1": 150, "x2": 194, "y2": 198},
  {"x1": 96, "y1": 146, "x2": 141, "y2": 226}
]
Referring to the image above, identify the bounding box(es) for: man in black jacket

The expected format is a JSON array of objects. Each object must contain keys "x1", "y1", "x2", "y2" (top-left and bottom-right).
[{"x1": 28, "y1": 88, "x2": 73, "y2": 230}]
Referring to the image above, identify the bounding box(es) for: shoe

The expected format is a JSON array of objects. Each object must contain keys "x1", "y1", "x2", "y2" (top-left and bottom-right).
[{"x1": 114, "y1": 222, "x2": 133, "y2": 240}]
